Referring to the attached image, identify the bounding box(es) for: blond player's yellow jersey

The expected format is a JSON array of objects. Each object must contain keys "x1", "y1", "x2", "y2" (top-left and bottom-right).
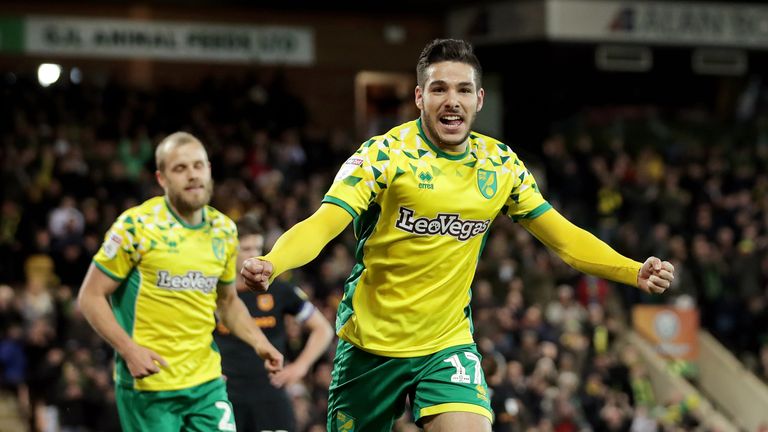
[
  {"x1": 323, "y1": 119, "x2": 551, "y2": 357},
  {"x1": 92, "y1": 196, "x2": 238, "y2": 391}
]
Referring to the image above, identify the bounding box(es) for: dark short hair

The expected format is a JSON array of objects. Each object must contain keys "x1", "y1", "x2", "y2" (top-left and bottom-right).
[
  {"x1": 416, "y1": 38, "x2": 482, "y2": 88},
  {"x1": 236, "y1": 214, "x2": 263, "y2": 238}
]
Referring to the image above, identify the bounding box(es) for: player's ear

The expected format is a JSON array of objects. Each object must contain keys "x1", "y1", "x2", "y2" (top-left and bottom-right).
[
  {"x1": 415, "y1": 86, "x2": 423, "y2": 110},
  {"x1": 476, "y1": 87, "x2": 485, "y2": 113},
  {"x1": 156, "y1": 170, "x2": 166, "y2": 188}
]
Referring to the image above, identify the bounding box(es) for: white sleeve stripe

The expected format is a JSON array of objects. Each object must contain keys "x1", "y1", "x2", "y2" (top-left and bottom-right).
[{"x1": 295, "y1": 302, "x2": 315, "y2": 323}]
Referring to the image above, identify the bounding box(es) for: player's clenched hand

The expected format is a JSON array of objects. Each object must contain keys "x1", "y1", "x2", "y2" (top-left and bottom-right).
[
  {"x1": 637, "y1": 256, "x2": 675, "y2": 294},
  {"x1": 241, "y1": 258, "x2": 273, "y2": 292},
  {"x1": 122, "y1": 343, "x2": 168, "y2": 379},
  {"x1": 255, "y1": 341, "x2": 284, "y2": 373}
]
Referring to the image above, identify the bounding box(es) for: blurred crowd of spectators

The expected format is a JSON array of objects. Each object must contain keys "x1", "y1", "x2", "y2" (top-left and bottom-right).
[{"x1": 0, "y1": 71, "x2": 766, "y2": 432}]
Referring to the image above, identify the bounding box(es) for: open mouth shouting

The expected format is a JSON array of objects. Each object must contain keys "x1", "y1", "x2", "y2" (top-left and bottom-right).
[{"x1": 439, "y1": 113, "x2": 465, "y2": 134}]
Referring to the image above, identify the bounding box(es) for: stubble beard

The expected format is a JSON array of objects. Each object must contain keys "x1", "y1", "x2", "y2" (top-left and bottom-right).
[
  {"x1": 422, "y1": 111, "x2": 476, "y2": 150},
  {"x1": 168, "y1": 179, "x2": 213, "y2": 215}
]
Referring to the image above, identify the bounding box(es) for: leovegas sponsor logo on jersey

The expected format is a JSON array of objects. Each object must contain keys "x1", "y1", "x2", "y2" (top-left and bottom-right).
[
  {"x1": 394, "y1": 207, "x2": 490, "y2": 241},
  {"x1": 156, "y1": 270, "x2": 219, "y2": 294}
]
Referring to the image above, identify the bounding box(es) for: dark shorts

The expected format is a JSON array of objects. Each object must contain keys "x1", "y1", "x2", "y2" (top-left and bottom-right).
[
  {"x1": 116, "y1": 377, "x2": 235, "y2": 432},
  {"x1": 327, "y1": 340, "x2": 493, "y2": 432},
  {"x1": 230, "y1": 389, "x2": 296, "y2": 432}
]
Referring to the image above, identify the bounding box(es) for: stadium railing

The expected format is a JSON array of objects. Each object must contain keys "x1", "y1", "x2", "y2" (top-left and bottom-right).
[
  {"x1": 697, "y1": 331, "x2": 768, "y2": 431},
  {"x1": 623, "y1": 332, "x2": 739, "y2": 432}
]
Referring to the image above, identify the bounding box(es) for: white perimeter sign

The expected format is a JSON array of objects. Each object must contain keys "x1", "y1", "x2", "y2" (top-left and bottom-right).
[
  {"x1": 450, "y1": 0, "x2": 768, "y2": 49},
  {"x1": 549, "y1": 0, "x2": 768, "y2": 48}
]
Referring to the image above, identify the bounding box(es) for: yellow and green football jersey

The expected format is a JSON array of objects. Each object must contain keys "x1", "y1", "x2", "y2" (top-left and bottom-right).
[
  {"x1": 93, "y1": 196, "x2": 238, "y2": 391},
  {"x1": 324, "y1": 119, "x2": 551, "y2": 357}
]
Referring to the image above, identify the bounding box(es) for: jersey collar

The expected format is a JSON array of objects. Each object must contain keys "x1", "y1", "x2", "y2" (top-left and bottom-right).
[
  {"x1": 416, "y1": 118, "x2": 470, "y2": 161},
  {"x1": 164, "y1": 196, "x2": 207, "y2": 229}
]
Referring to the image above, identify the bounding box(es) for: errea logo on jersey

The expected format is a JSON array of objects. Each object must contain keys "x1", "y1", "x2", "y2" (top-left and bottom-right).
[
  {"x1": 157, "y1": 271, "x2": 218, "y2": 294},
  {"x1": 395, "y1": 207, "x2": 490, "y2": 241},
  {"x1": 418, "y1": 171, "x2": 434, "y2": 190}
]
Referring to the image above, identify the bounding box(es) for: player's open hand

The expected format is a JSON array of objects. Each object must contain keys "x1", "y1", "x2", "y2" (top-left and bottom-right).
[
  {"x1": 241, "y1": 258, "x2": 273, "y2": 292},
  {"x1": 255, "y1": 341, "x2": 284, "y2": 373},
  {"x1": 122, "y1": 342, "x2": 168, "y2": 379},
  {"x1": 637, "y1": 256, "x2": 675, "y2": 294}
]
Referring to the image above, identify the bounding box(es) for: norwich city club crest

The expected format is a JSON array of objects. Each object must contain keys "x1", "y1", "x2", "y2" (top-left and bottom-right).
[
  {"x1": 477, "y1": 169, "x2": 497, "y2": 199},
  {"x1": 212, "y1": 238, "x2": 225, "y2": 261},
  {"x1": 336, "y1": 411, "x2": 355, "y2": 432}
]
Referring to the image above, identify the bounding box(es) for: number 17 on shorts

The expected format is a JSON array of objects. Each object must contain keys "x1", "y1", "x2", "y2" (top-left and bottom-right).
[{"x1": 411, "y1": 344, "x2": 493, "y2": 423}]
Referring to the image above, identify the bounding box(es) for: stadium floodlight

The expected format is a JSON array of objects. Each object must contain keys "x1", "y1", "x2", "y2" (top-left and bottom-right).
[{"x1": 37, "y1": 63, "x2": 62, "y2": 87}]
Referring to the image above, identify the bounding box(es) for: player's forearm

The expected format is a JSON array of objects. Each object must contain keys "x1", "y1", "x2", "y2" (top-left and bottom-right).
[
  {"x1": 294, "y1": 315, "x2": 334, "y2": 370},
  {"x1": 522, "y1": 209, "x2": 642, "y2": 286},
  {"x1": 264, "y1": 203, "x2": 352, "y2": 279},
  {"x1": 78, "y1": 292, "x2": 136, "y2": 356},
  {"x1": 218, "y1": 295, "x2": 270, "y2": 350}
]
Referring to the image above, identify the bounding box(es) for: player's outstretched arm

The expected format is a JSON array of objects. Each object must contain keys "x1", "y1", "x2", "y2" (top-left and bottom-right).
[
  {"x1": 216, "y1": 282, "x2": 284, "y2": 372},
  {"x1": 77, "y1": 263, "x2": 168, "y2": 378},
  {"x1": 520, "y1": 208, "x2": 674, "y2": 292},
  {"x1": 270, "y1": 309, "x2": 334, "y2": 388},
  {"x1": 241, "y1": 203, "x2": 353, "y2": 292}
]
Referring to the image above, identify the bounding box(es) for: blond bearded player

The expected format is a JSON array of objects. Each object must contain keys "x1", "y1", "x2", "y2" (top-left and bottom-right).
[{"x1": 78, "y1": 132, "x2": 284, "y2": 432}]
